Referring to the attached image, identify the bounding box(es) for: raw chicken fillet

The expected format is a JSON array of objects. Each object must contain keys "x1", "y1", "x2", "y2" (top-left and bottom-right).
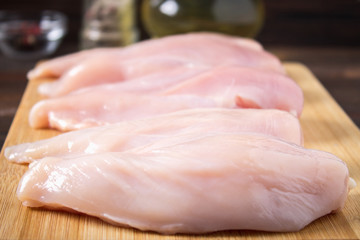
[
  {"x1": 29, "y1": 66, "x2": 303, "y2": 131},
  {"x1": 28, "y1": 33, "x2": 285, "y2": 97},
  {"x1": 5, "y1": 108, "x2": 303, "y2": 164},
  {"x1": 17, "y1": 133, "x2": 351, "y2": 234}
]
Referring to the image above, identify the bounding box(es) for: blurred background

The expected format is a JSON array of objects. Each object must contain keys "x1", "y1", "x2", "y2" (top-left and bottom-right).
[
  {"x1": 2, "y1": 0, "x2": 359, "y2": 47},
  {"x1": 0, "y1": 0, "x2": 360, "y2": 147}
]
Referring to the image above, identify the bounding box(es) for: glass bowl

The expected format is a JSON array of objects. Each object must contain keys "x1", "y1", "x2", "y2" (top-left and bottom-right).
[{"x1": 0, "y1": 10, "x2": 67, "y2": 60}]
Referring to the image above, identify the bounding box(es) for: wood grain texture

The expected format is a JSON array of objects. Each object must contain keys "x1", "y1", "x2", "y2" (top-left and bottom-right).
[{"x1": 0, "y1": 62, "x2": 359, "y2": 239}]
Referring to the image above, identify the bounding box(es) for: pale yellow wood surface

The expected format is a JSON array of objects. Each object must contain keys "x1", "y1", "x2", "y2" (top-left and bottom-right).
[{"x1": 0, "y1": 62, "x2": 359, "y2": 239}]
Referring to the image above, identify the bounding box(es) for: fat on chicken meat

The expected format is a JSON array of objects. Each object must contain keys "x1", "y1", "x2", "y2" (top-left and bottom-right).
[
  {"x1": 16, "y1": 133, "x2": 352, "y2": 234},
  {"x1": 29, "y1": 66, "x2": 303, "y2": 131},
  {"x1": 27, "y1": 32, "x2": 285, "y2": 97},
  {"x1": 5, "y1": 108, "x2": 303, "y2": 164}
]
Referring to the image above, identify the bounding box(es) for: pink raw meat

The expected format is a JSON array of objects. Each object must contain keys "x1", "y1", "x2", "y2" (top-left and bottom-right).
[
  {"x1": 6, "y1": 108, "x2": 303, "y2": 163},
  {"x1": 28, "y1": 66, "x2": 303, "y2": 131},
  {"x1": 28, "y1": 32, "x2": 285, "y2": 97},
  {"x1": 16, "y1": 133, "x2": 352, "y2": 234}
]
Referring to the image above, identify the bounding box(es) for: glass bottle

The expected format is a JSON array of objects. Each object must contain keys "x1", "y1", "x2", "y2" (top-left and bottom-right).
[
  {"x1": 80, "y1": 0, "x2": 138, "y2": 49},
  {"x1": 141, "y1": 0, "x2": 264, "y2": 38}
]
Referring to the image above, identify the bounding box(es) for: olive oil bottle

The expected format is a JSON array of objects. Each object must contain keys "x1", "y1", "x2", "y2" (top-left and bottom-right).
[{"x1": 141, "y1": 0, "x2": 265, "y2": 38}]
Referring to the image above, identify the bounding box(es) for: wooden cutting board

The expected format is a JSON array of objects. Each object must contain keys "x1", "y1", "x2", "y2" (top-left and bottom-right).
[{"x1": 1, "y1": 62, "x2": 359, "y2": 240}]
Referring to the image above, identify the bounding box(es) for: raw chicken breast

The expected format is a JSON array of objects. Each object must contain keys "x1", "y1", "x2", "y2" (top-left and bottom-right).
[
  {"x1": 5, "y1": 108, "x2": 303, "y2": 163},
  {"x1": 28, "y1": 32, "x2": 285, "y2": 97},
  {"x1": 29, "y1": 94, "x2": 217, "y2": 130},
  {"x1": 28, "y1": 32, "x2": 265, "y2": 79},
  {"x1": 29, "y1": 66, "x2": 303, "y2": 131},
  {"x1": 16, "y1": 133, "x2": 351, "y2": 234},
  {"x1": 37, "y1": 60, "x2": 209, "y2": 97}
]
